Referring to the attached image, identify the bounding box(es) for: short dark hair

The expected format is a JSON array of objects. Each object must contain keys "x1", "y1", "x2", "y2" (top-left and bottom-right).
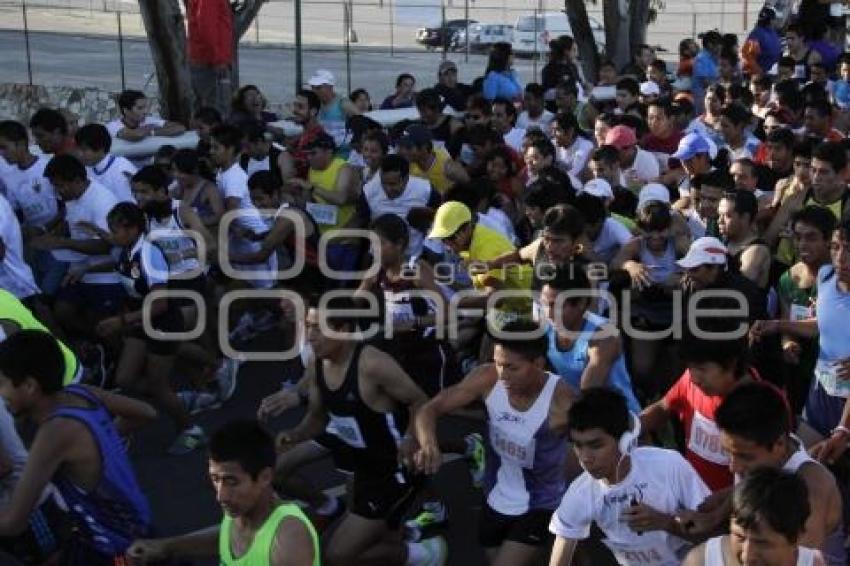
[
  {"x1": 247, "y1": 170, "x2": 280, "y2": 195},
  {"x1": 732, "y1": 467, "x2": 810, "y2": 544},
  {"x1": 553, "y1": 112, "x2": 580, "y2": 134},
  {"x1": 574, "y1": 193, "x2": 607, "y2": 225},
  {"x1": 117, "y1": 89, "x2": 146, "y2": 112},
  {"x1": 489, "y1": 320, "x2": 548, "y2": 362},
  {"x1": 722, "y1": 190, "x2": 758, "y2": 224},
  {"x1": 766, "y1": 127, "x2": 796, "y2": 149},
  {"x1": 524, "y1": 82, "x2": 546, "y2": 99},
  {"x1": 567, "y1": 387, "x2": 631, "y2": 441},
  {"x1": 396, "y1": 73, "x2": 415, "y2": 87},
  {"x1": 692, "y1": 170, "x2": 734, "y2": 192},
  {"x1": 679, "y1": 315, "x2": 749, "y2": 376},
  {"x1": 29, "y1": 107, "x2": 67, "y2": 134},
  {"x1": 415, "y1": 88, "x2": 442, "y2": 111},
  {"x1": 646, "y1": 99, "x2": 672, "y2": 118},
  {"x1": 108, "y1": 202, "x2": 147, "y2": 233},
  {"x1": 791, "y1": 205, "x2": 836, "y2": 240},
  {"x1": 793, "y1": 139, "x2": 814, "y2": 159},
  {"x1": 528, "y1": 138, "x2": 555, "y2": 160},
  {"x1": 209, "y1": 420, "x2": 277, "y2": 479},
  {"x1": 805, "y1": 97, "x2": 832, "y2": 118},
  {"x1": 543, "y1": 265, "x2": 591, "y2": 305},
  {"x1": 131, "y1": 165, "x2": 169, "y2": 192},
  {"x1": 0, "y1": 330, "x2": 65, "y2": 393},
  {"x1": 492, "y1": 97, "x2": 517, "y2": 120},
  {"x1": 362, "y1": 129, "x2": 389, "y2": 155},
  {"x1": 172, "y1": 148, "x2": 200, "y2": 174},
  {"x1": 296, "y1": 89, "x2": 321, "y2": 114},
  {"x1": 380, "y1": 154, "x2": 410, "y2": 178},
  {"x1": 615, "y1": 77, "x2": 640, "y2": 96},
  {"x1": 813, "y1": 141, "x2": 847, "y2": 173},
  {"x1": 0, "y1": 120, "x2": 28, "y2": 143},
  {"x1": 637, "y1": 201, "x2": 672, "y2": 232},
  {"x1": 371, "y1": 213, "x2": 409, "y2": 248},
  {"x1": 591, "y1": 145, "x2": 620, "y2": 167},
  {"x1": 75, "y1": 123, "x2": 112, "y2": 153},
  {"x1": 194, "y1": 106, "x2": 223, "y2": 126},
  {"x1": 242, "y1": 121, "x2": 269, "y2": 143},
  {"x1": 45, "y1": 154, "x2": 87, "y2": 182},
  {"x1": 485, "y1": 146, "x2": 518, "y2": 176},
  {"x1": 721, "y1": 103, "x2": 751, "y2": 126},
  {"x1": 543, "y1": 204, "x2": 584, "y2": 238},
  {"x1": 716, "y1": 382, "x2": 789, "y2": 448},
  {"x1": 211, "y1": 124, "x2": 244, "y2": 151},
  {"x1": 556, "y1": 79, "x2": 578, "y2": 97}
]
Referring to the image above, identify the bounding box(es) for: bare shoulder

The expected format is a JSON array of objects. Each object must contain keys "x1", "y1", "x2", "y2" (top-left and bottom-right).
[{"x1": 800, "y1": 461, "x2": 840, "y2": 499}]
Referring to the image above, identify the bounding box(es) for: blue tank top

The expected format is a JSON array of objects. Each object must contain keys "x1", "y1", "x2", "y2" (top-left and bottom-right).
[
  {"x1": 545, "y1": 313, "x2": 641, "y2": 413},
  {"x1": 47, "y1": 385, "x2": 151, "y2": 557},
  {"x1": 814, "y1": 266, "x2": 850, "y2": 397}
]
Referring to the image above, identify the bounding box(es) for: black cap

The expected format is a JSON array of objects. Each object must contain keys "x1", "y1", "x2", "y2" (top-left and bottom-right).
[{"x1": 397, "y1": 124, "x2": 433, "y2": 148}]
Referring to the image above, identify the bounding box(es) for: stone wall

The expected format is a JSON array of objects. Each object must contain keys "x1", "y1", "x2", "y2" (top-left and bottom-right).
[{"x1": 0, "y1": 83, "x2": 160, "y2": 126}]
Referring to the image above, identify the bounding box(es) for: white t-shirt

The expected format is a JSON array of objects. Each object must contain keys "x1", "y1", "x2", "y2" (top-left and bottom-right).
[
  {"x1": 0, "y1": 194, "x2": 40, "y2": 299},
  {"x1": 2, "y1": 156, "x2": 58, "y2": 228},
  {"x1": 503, "y1": 127, "x2": 527, "y2": 153},
  {"x1": 105, "y1": 116, "x2": 166, "y2": 138},
  {"x1": 87, "y1": 154, "x2": 136, "y2": 203},
  {"x1": 620, "y1": 148, "x2": 660, "y2": 186},
  {"x1": 550, "y1": 447, "x2": 710, "y2": 566},
  {"x1": 557, "y1": 136, "x2": 595, "y2": 179},
  {"x1": 594, "y1": 217, "x2": 633, "y2": 265},
  {"x1": 53, "y1": 180, "x2": 120, "y2": 284},
  {"x1": 516, "y1": 110, "x2": 555, "y2": 135}
]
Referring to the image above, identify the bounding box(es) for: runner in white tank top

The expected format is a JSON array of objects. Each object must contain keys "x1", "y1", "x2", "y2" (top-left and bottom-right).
[{"x1": 702, "y1": 535, "x2": 821, "y2": 565}]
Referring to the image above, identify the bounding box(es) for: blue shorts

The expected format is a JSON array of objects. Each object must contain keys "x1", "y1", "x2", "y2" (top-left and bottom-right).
[
  {"x1": 55, "y1": 283, "x2": 126, "y2": 316},
  {"x1": 803, "y1": 378, "x2": 846, "y2": 437}
]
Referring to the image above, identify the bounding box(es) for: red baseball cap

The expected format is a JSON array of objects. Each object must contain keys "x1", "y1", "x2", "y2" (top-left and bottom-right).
[{"x1": 605, "y1": 125, "x2": 637, "y2": 151}]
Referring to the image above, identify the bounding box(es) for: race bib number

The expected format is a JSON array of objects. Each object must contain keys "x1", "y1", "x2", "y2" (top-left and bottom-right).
[
  {"x1": 305, "y1": 202, "x2": 339, "y2": 226},
  {"x1": 605, "y1": 539, "x2": 680, "y2": 565},
  {"x1": 789, "y1": 303, "x2": 811, "y2": 321},
  {"x1": 490, "y1": 424, "x2": 535, "y2": 468},
  {"x1": 328, "y1": 413, "x2": 366, "y2": 448},
  {"x1": 688, "y1": 410, "x2": 729, "y2": 465},
  {"x1": 815, "y1": 360, "x2": 850, "y2": 398}
]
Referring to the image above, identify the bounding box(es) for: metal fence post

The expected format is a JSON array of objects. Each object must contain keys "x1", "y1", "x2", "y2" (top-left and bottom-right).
[
  {"x1": 389, "y1": 0, "x2": 394, "y2": 57},
  {"x1": 692, "y1": 12, "x2": 697, "y2": 40},
  {"x1": 532, "y1": 2, "x2": 539, "y2": 82},
  {"x1": 22, "y1": 1, "x2": 33, "y2": 86},
  {"x1": 441, "y1": 1, "x2": 447, "y2": 60},
  {"x1": 117, "y1": 11, "x2": 126, "y2": 91},
  {"x1": 344, "y1": 2, "x2": 352, "y2": 95},
  {"x1": 295, "y1": 0, "x2": 303, "y2": 93},
  {"x1": 464, "y1": 0, "x2": 470, "y2": 63},
  {"x1": 255, "y1": 13, "x2": 260, "y2": 44}
]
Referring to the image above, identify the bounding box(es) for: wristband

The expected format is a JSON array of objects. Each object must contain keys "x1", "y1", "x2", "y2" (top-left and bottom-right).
[{"x1": 832, "y1": 425, "x2": 850, "y2": 437}]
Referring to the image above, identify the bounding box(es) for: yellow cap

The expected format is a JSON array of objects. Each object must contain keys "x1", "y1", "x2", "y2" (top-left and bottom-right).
[{"x1": 428, "y1": 201, "x2": 472, "y2": 239}]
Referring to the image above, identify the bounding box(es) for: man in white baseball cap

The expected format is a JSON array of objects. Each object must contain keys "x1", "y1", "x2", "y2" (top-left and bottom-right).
[
  {"x1": 637, "y1": 182, "x2": 671, "y2": 212},
  {"x1": 307, "y1": 69, "x2": 358, "y2": 149},
  {"x1": 580, "y1": 178, "x2": 614, "y2": 201},
  {"x1": 639, "y1": 80, "x2": 661, "y2": 104}
]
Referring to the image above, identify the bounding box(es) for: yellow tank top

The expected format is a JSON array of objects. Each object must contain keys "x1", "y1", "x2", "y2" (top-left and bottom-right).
[
  {"x1": 308, "y1": 157, "x2": 354, "y2": 234},
  {"x1": 0, "y1": 290, "x2": 77, "y2": 385},
  {"x1": 411, "y1": 149, "x2": 452, "y2": 194}
]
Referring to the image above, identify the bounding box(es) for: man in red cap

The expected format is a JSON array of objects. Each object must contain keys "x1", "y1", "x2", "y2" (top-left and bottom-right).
[{"x1": 605, "y1": 125, "x2": 660, "y2": 191}]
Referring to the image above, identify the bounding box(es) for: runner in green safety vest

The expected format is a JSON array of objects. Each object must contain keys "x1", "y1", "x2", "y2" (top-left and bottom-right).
[
  {"x1": 126, "y1": 420, "x2": 321, "y2": 565},
  {"x1": 0, "y1": 289, "x2": 80, "y2": 386}
]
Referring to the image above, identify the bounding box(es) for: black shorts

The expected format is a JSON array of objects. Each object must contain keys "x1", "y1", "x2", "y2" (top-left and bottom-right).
[
  {"x1": 478, "y1": 504, "x2": 554, "y2": 548},
  {"x1": 0, "y1": 494, "x2": 69, "y2": 564},
  {"x1": 313, "y1": 432, "x2": 355, "y2": 474},
  {"x1": 373, "y1": 337, "x2": 462, "y2": 398},
  {"x1": 128, "y1": 306, "x2": 184, "y2": 356},
  {"x1": 351, "y1": 468, "x2": 423, "y2": 529}
]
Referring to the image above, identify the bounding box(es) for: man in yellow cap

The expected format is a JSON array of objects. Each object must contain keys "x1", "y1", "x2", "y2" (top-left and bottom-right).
[{"x1": 428, "y1": 201, "x2": 532, "y2": 323}]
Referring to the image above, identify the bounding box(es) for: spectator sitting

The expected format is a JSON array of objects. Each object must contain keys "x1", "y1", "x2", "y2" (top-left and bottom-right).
[
  {"x1": 75, "y1": 123, "x2": 136, "y2": 203},
  {"x1": 482, "y1": 42, "x2": 522, "y2": 102},
  {"x1": 380, "y1": 73, "x2": 417, "y2": 110},
  {"x1": 106, "y1": 89, "x2": 185, "y2": 142},
  {"x1": 433, "y1": 60, "x2": 471, "y2": 113},
  {"x1": 349, "y1": 88, "x2": 373, "y2": 113}
]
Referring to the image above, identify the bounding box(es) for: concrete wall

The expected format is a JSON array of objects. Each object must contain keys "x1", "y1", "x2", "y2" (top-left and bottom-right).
[{"x1": 0, "y1": 82, "x2": 160, "y2": 126}]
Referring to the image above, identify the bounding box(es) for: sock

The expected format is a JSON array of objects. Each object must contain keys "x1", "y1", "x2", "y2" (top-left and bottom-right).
[
  {"x1": 315, "y1": 495, "x2": 339, "y2": 516},
  {"x1": 406, "y1": 541, "x2": 428, "y2": 565}
]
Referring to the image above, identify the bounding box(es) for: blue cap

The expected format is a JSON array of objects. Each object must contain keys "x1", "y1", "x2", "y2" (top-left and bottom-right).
[{"x1": 672, "y1": 132, "x2": 711, "y2": 161}]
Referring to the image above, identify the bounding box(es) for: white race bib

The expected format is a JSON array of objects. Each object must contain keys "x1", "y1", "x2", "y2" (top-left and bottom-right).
[
  {"x1": 328, "y1": 413, "x2": 366, "y2": 448},
  {"x1": 490, "y1": 424, "x2": 536, "y2": 468},
  {"x1": 688, "y1": 410, "x2": 729, "y2": 465},
  {"x1": 604, "y1": 539, "x2": 680, "y2": 565},
  {"x1": 815, "y1": 360, "x2": 850, "y2": 398},
  {"x1": 305, "y1": 202, "x2": 339, "y2": 226}
]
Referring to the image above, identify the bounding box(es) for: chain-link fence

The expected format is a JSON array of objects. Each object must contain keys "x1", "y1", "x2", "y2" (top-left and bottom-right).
[{"x1": 0, "y1": 0, "x2": 761, "y2": 105}]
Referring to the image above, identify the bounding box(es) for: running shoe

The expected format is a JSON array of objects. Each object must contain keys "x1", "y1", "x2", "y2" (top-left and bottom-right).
[
  {"x1": 404, "y1": 501, "x2": 448, "y2": 542},
  {"x1": 465, "y1": 432, "x2": 485, "y2": 488},
  {"x1": 177, "y1": 390, "x2": 221, "y2": 416},
  {"x1": 411, "y1": 535, "x2": 448, "y2": 566},
  {"x1": 167, "y1": 425, "x2": 207, "y2": 456},
  {"x1": 215, "y1": 358, "x2": 240, "y2": 402}
]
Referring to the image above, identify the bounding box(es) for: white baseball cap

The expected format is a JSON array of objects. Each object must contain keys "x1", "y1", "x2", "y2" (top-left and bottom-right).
[
  {"x1": 640, "y1": 81, "x2": 661, "y2": 97},
  {"x1": 677, "y1": 237, "x2": 728, "y2": 269},
  {"x1": 637, "y1": 183, "x2": 670, "y2": 212},
  {"x1": 308, "y1": 69, "x2": 336, "y2": 87},
  {"x1": 580, "y1": 178, "x2": 614, "y2": 200}
]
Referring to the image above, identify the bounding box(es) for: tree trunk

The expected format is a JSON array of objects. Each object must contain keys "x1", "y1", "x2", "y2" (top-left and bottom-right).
[
  {"x1": 629, "y1": 0, "x2": 650, "y2": 53},
  {"x1": 564, "y1": 0, "x2": 600, "y2": 82},
  {"x1": 228, "y1": 0, "x2": 267, "y2": 90},
  {"x1": 604, "y1": 0, "x2": 631, "y2": 70},
  {"x1": 138, "y1": 0, "x2": 194, "y2": 123}
]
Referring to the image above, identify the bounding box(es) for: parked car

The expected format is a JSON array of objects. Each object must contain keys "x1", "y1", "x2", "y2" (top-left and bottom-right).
[
  {"x1": 511, "y1": 12, "x2": 605, "y2": 57},
  {"x1": 416, "y1": 19, "x2": 478, "y2": 50},
  {"x1": 455, "y1": 23, "x2": 514, "y2": 52}
]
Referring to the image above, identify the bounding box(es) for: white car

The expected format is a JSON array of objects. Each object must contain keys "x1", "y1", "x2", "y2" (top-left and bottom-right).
[
  {"x1": 511, "y1": 12, "x2": 605, "y2": 57},
  {"x1": 458, "y1": 23, "x2": 514, "y2": 51}
]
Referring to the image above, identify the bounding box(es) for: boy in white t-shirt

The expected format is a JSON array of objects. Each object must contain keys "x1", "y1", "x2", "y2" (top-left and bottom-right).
[
  {"x1": 75, "y1": 123, "x2": 136, "y2": 203},
  {"x1": 549, "y1": 388, "x2": 710, "y2": 566},
  {"x1": 0, "y1": 120, "x2": 66, "y2": 296},
  {"x1": 106, "y1": 89, "x2": 185, "y2": 142}
]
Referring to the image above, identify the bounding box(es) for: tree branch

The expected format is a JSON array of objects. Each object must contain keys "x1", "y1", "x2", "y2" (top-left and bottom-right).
[{"x1": 233, "y1": 0, "x2": 266, "y2": 39}]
